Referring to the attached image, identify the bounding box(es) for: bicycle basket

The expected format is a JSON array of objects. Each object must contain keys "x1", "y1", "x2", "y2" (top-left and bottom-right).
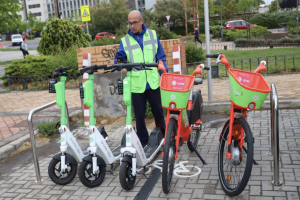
[
  {"x1": 228, "y1": 69, "x2": 270, "y2": 110},
  {"x1": 160, "y1": 74, "x2": 195, "y2": 110}
]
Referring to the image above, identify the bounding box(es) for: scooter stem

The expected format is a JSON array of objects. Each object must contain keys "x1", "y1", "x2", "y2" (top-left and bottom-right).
[
  {"x1": 60, "y1": 76, "x2": 67, "y2": 125},
  {"x1": 88, "y1": 74, "x2": 96, "y2": 125}
]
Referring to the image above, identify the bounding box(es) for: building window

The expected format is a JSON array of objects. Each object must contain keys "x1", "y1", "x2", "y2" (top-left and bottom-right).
[
  {"x1": 64, "y1": 11, "x2": 66, "y2": 17},
  {"x1": 47, "y1": 4, "x2": 51, "y2": 12},
  {"x1": 81, "y1": 0, "x2": 84, "y2": 6},
  {"x1": 66, "y1": 2, "x2": 69, "y2": 9},
  {"x1": 67, "y1": 11, "x2": 70, "y2": 17},
  {"x1": 59, "y1": 3, "x2": 61, "y2": 9},
  {"x1": 33, "y1": 12, "x2": 42, "y2": 16},
  {"x1": 28, "y1": 4, "x2": 41, "y2": 9},
  {"x1": 70, "y1": 1, "x2": 73, "y2": 9},
  {"x1": 52, "y1": 4, "x2": 54, "y2": 11},
  {"x1": 78, "y1": 9, "x2": 81, "y2": 16},
  {"x1": 85, "y1": 0, "x2": 88, "y2": 5},
  {"x1": 78, "y1": 0, "x2": 80, "y2": 7},
  {"x1": 63, "y1": 2, "x2": 65, "y2": 9},
  {"x1": 71, "y1": 10, "x2": 74, "y2": 15}
]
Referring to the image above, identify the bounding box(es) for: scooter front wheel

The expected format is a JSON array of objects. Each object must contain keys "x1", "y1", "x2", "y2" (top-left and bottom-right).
[
  {"x1": 78, "y1": 160, "x2": 106, "y2": 188},
  {"x1": 162, "y1": 117, "x2": 177, "y2": 194},
  {"x1": 119, "y1": 161, "x2": 136, "y2": 190},
  {"x1": 48, "y1": 158, "x2": 77, "y2": 185}
]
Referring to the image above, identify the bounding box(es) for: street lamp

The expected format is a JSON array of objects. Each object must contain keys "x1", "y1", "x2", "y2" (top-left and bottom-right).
[
  {"x1": 220, "y1": 0, "x2": 223, "y2": 41},
  {"x1": 297, "y1": 0, "x2": 299, "y2": 36}
]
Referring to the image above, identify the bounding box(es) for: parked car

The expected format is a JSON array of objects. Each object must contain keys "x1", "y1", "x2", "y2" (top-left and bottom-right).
[
  {"x1": 95, "y1": 32, "x2": 115, "y2": 40},
  {"x1": 225, "y1": 20, "x2": 255, "y2": 30},
  {"x1": 22, "y1": 34, "x2": 28, "y2": 39},
  {"x1": 11, "y1": 34, "x2": 23, "y2": 46}
]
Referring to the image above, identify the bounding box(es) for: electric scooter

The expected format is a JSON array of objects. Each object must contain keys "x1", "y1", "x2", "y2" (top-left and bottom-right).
[
  {"x1": 104, "y1": 61, "x2": 166, "y2": 191},
  {"x1": 48, "y1": 67, "x2": 86, "y2": 185},
  {"x1": 77, "y1": 65, "x2": 126, "y2": 188}
]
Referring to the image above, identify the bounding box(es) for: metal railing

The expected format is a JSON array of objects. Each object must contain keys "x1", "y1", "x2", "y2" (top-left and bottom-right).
[
  {"x1": 200, "y1": 42, "x2": 300, "y2": 50},
  {"x1": 28, "y1": 100, "x2": 70, "y2": 182},
  {"x1": 186, "y1": 52, "x2": 300, "y2": 76},
  {"x1": 7, "y1": 73, "x2": 81, "y2": 91},
  {"x1": 270, "y1": 84, "x2": 282, "y2": 186}
]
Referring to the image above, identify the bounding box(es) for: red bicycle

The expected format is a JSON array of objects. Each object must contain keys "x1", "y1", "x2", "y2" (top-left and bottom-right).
[{"x1": 206, "y1": 53, "x2": 270, "y2": 196}]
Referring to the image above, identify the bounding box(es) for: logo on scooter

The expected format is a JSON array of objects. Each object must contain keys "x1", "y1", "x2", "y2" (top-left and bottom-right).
[
  {"x1": 172, "y1": 80, "x2": 177, "y2": 86},
  {"x1": 126, "y1": 137, "x2": 130, "y2": 143},
  {"x1": 90, "y1": 137, "x2": 94, "y2": 142},
  {"x1": 61, "y1": 137, "x2": 65, "y2": 142},
  {"x1": 170, "y1": 94, "x2": 176, "y2": 100}
]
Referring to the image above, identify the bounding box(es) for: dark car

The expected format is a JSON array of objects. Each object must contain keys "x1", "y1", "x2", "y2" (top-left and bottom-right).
[
  {"x1": 225, "y1": 20, "x2": 255, "y2": 30},
  {"x1": 95, "y1": 32, "x2": 115, "y2": 40}
]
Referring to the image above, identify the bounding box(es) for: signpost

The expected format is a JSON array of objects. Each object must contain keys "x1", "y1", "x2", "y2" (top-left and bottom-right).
[
  {"x1": 81, "y1": 5, "x2": 91, "y2": 46},
  {"x1": 166, "y1": 15, "x2": 171, "y2": 31}
]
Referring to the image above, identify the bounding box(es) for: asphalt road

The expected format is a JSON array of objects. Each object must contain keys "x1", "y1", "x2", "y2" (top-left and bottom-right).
[{"x1": 0, "y1": 38, "x2": 40, "y2": 49}]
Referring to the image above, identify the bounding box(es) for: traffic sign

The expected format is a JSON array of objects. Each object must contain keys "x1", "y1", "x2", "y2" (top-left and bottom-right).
[
  {"x1": 166, "y1": 15, "x2": 171, "y2": 22},
  {"x1": 80, "y1": 5, "x2": 91, "y2": 22}
]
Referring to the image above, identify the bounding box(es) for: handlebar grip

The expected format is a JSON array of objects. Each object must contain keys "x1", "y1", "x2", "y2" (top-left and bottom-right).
[
  {"x1": 206, "y1": 54, "x2": 220, "y2": 58},
  {"x1": 80, "y1": 68, "x2": 87, "y2": 73},
  {"x1": 204, "y1": 66, "x2": 210, "y2": 70},
  {"x1": 96, "y1": 65, "x2": 107, "y2": 70},
  {"x1": 62, "y1": 67, "x2": 70, "y2": 71},
  {"x1": 144, "y1": 63, "x2": 158, "y2": 67}
]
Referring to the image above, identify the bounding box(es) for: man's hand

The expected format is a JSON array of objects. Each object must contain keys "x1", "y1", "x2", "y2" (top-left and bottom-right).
[{"x1": 158, "y1": 60, "x2": 167, "y2": 74}]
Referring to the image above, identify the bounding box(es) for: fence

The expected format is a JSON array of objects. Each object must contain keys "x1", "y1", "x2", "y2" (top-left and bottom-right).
[
  {"x1": 200, "y1": 43, "x2": 300, "y2": 50},
  {"x1": 187, "y1": 52, "x2": 300, "y2": 77},
  {"x1": 7, "y1": 73, "x2": 81, "y2": 91}
]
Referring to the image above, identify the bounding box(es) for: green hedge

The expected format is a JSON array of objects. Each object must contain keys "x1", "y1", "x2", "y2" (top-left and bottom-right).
[
  {"x1": 0, "y1": 47, "x2": 78, "y2": 86},
  {"x1": 27, "y1": 35, "x2": 34, "y2": 40},
  {"x1": 235, "y1": 37, "x2": 300, "y2": 47}
]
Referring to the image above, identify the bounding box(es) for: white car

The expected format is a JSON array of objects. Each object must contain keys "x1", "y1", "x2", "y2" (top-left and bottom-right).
[{"x1": 11, "y1": 34, "x2": 23, "y2": 46}]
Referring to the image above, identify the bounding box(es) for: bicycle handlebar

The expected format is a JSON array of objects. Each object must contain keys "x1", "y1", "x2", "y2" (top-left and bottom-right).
[
  {"x1": 106, "y1": 63, "x2": 158, "y2": 70},
  {"x1": 206, "y1": 54, "x2": 221, "y2": 58},
  {"x1": 80, "y1": 64, "x2": 107, "y2": 74},
  {"x1": 54, "y1": 66, "x2": 70, "y2": 73}
]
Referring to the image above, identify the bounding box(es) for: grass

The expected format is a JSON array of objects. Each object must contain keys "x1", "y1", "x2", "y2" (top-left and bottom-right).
[
  {"x1": 0, "y1": 60, "x2": 12, "y2": 65},
  {"x1": 209, "y1": 47, "x2": 300, "y2": 59},
  {"x1": 0, "y1": 48, "x2": 36, "y2": 52}
]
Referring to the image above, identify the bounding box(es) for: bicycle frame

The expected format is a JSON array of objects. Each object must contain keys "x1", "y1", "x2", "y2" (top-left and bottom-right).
[{"x1": 162, "y1": 65, "x2": 204, "y2": 160}]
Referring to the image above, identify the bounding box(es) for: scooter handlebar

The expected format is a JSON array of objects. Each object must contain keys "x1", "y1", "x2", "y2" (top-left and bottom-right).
[{"x1": 206, "y1": 54, "x2": 221, "y2": 58}]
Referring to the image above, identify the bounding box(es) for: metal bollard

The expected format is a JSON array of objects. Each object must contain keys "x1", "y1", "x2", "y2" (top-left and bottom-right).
[{"x1": 270, "y1": 84, "x2": 282, "y2": 186}]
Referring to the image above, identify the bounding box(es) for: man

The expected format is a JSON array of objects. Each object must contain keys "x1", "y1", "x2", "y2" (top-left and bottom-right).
[
  {"x1": 194, "y1": 27, "x2": 202, "y2": 45},
  {"x1": 20, "y1": 37, "x2": 29, "y2": 58},
  {"x1": 114, "y1": 10, "x2": 168, "y2": 147}
]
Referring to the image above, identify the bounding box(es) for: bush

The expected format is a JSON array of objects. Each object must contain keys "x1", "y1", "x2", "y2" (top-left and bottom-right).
[
  {"x1": 287, "y1": 20, "x2": 297, "y2": 30},
  {"x1": 249, "y1": 11, "x2": 298, "y2": 29},
  {"x1": 223, "y1": 29, "x2": 246, "y2": 41},
  {"x1": 185, "y1": 42, "x2": 205, "y2": 63},
  {"x1": 27, "y1": 35, "x2": 34, "y2": 40},
  {"x1": 92, "y1": 37, "x2": 121, "y2": 46},
  {"x1": 210, "y1": 25, "x2": 221, "y2": 38},
  {"x1": 37, "y1": 19, "x2": 91, "y2": 55},
  {"x1": 37, "y1": 120, "x2": 58, "y2": 138},
  {"x1": 0, "y1": 47, "x2": 79, "y2": 86},
  {"x1": 250, "y1": 26, "x2": 271, "y2": 37}
]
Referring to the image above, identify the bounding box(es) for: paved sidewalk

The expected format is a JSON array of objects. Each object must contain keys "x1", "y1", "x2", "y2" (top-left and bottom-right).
[{"x1": 0, "y1": 109, "x2": 299, "y2": 200}]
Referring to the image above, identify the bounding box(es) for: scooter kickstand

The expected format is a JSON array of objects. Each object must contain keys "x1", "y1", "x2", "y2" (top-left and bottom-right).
[
  {"x1": 109, "y1": 164, "x2": 116, "y2": 176},
  {"x1": 142, "y1": 166, "x2": 149, "y2": 179}
]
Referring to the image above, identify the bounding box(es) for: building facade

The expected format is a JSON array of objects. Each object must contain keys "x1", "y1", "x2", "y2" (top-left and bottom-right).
[
  {"x1": 18, "y1": 0, "x2": 116, "y2": 22},
  {"x1": 134, "y1": 0, "x2": 156, "y2": 13}
]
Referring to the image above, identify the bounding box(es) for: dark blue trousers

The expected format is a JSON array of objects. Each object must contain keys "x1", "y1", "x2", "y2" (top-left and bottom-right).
[{"x1": 132, "y1": 87, "x2": 166, "y2": 145}]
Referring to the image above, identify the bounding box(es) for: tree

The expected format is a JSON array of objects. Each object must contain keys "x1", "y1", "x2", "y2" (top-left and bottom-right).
[
  {"x1": 89, "y1": 0, "x2": 129, "y2": 38},
  {"x1": 37, "y1": 19, "x2": 91, "y2": 55},
  {"x1": 269, "y1": 0, "x2": 279, "y2": 12},
  {"x1": 223, "y1": 0, "x2": 238, "y2": 19},
  {"x1": 192, "y1": 0, "x2": 215, "y2": 21},
  {"x1": 28, "y1": 12, "x2": 37, "y2": 28},
  {"x1": 0, "y1": 0, "x2": 22, "y2": 34},
  {"x1": 143, "y1": 0, "x2": 193, "y2": 27},
  {"x1": 280, "y1": 0, "x2": 298, "y2": 9}
]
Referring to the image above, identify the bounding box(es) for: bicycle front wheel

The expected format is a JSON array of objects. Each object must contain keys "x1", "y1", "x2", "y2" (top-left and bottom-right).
[
  {"x1": 218, "y1": 117, "x2": 253, "y2": 197},
  {"x1": 162, "y1": 117, "x2": 177, "y2": 194}
]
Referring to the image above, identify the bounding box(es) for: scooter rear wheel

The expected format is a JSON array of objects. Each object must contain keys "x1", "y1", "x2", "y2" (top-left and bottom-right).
[
  {"x1": 162, "y1": 117, "x2": 177, "y2": 194},
  {"x1": 48, "y1": 158, "x2": 77, "y2": 185},
  {"x1": 78, "y1": 160, "x2": 106, "y2": 188},
  {"x1": 119, "y1": 161, "x2": 136, "y2": 190}
]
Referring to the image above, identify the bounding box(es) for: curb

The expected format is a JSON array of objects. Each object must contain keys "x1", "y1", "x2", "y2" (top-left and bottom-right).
[
  {"x1": 203, "y1": 98, "x2": 300, "y2": 113},
  {"x1": 0, "y1": 109, "x2": 82, "y2": 161}
]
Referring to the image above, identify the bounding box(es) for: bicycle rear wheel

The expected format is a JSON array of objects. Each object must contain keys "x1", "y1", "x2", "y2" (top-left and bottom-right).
[
  {"x1": 187, "y1": 126, "x2": 201, "y2": 152},
  {"x1": 162, "y1": 117, "x2": 177, "y2": 194},
  {"x1": 218, "y1": 117, "x2": 253, "y2": 197}
]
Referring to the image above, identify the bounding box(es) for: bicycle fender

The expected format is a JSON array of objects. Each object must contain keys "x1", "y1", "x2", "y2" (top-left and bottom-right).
[
  {"x1": 219, "y1": 119, "x2": 230, "y2": 142},
  {"x1": 121, "y1": 155, "x2": 132, "y2": 164},
  {"x1": 82, "y1": 154, "x2": 106, "y2": 167},
  {"x1": 52, "y1": 153, "x2": 77, "y2": 165}
]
